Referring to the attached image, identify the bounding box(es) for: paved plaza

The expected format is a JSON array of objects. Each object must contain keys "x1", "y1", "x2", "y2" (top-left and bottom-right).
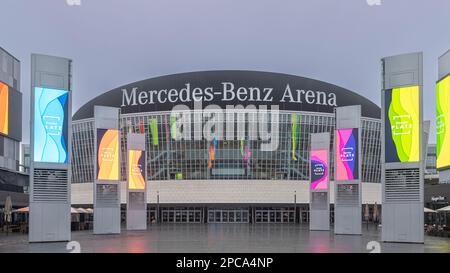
[{"x1": 1, "y1": 223, "x2": 449, "y2": 253}]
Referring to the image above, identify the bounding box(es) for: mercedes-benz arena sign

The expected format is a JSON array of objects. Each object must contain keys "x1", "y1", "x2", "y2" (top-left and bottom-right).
[{"x1": 73, "y1": 70, "x2": 380, "y2": 120}]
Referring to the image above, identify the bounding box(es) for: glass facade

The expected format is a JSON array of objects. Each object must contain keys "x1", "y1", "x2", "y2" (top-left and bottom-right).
[
  {"x1": 0, "y1": 47, "x2": 21, "y2": 173},
  {"x1": 0, "y1": 134, "x2": 20, "y2": 171},
  {"x1": 72, "y1": 111, "x2": 382, "y2": 184},
  {"x1": 426, "y1": 144, "x2": 437, "y2": 175}
]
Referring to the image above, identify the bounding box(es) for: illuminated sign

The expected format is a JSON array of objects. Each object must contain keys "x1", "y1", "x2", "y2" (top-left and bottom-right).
[
  {"x1": 384, "y1": 86, "x2": 420, "y2": 163},
  {"x1": 0, "y1": 82, "x2": 8, "y2": 136},
  {"x1": 431, "y1": 196, "x2": 445, "y2": 202},
  {"x1": 437, "y1": 76, "x2": 450, "y2": 169},
  {"x1": 310, "y1": 149, "x2": 328, "y2": 190},
  {"x1": 128, "y1": 149, "x2": 145, "y2": 190},
  {"x1": 33, "y1": 87, "x2": 69, "y2": 163},
  {"x1": 73, "y1": 71, "x2": 382, "y2": 121},
  {"x1": 336, "y1": 128, "x2": 359, "y2": 181},
  {"x1": 97, "y1": 128, "x2": 119, "y2": 180}
]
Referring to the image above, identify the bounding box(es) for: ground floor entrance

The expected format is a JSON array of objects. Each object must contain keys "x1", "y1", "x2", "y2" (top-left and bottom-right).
[
  {"x1": 160, "y1": 207, "x2": 203, "y2": 223},
  {"x1": 208, "y1": 208, "x2": 249, "y2": 223},
  {"x1": 254, "y1": 207, "x2": 295, "y2": 223},
  {"x1": 146, "y1": 204, "x2": 323, "y2": 224},
  {"x1": 71, "y1": 203, "x2": 383, "y2": 227}
]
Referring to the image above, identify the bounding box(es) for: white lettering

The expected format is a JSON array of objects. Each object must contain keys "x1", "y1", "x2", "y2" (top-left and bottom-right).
[
  {"x1": 204, "y1": 87, "x2": 214, "y2": 102},
  {"x1": 305, "y1": 90, "x2": 315, "y2": 104},
  {"x1": 119, "y1": 82, "x2": 338, "y2": 109},
  {"x1": 236, "y1": 87, "x2": 248, "y2": 101},
  {"x1": 328, "y1": 92, "x2": 337, "y2": 106},
  {"x1": 179, "y1": 84, "x2": 191, "y2": 102},
  {"x1": 168, "y1": 89, "x2": 178, "y2": 103},
  {"x1": 222, "y1": 82, "x2": 235, "y2": 101},
  {"x1": 280, "y1": 84, "x2": 294, "y2": 102},
  {"x1": 263, "y1": 88, "x2": 273, "y2": 102},
  {"x1": 316, "y1": 91, "x2": 327, "y2": 105},
  {"x1": 121, "y1": 87, "x2": 138, "y2": 106},
  {"x1": 158, "y1": 89, "x2": 167, "y2": 103},
  {"x1": 248, "y1": 87, "x2": 260, "y2": 101},
  {"x1": 138, "y1": 90, "x2": 148, "y2": 105}
]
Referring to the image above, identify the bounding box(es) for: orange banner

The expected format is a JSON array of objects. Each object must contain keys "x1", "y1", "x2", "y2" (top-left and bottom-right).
[
  {"x1": 97, "y1": 129, "x2": 119, "y2": 180},
  {"x1": 0, "y1": 82, "x2": 8, "y2": 135},
  {"x1": 128, "y1": 150, "x2": 145, "y2": 190}
]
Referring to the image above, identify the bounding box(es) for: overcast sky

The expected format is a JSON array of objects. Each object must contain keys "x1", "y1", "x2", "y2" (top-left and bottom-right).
[{"x1": 1, "y1": 0, "x2": 450, "y2": 144}]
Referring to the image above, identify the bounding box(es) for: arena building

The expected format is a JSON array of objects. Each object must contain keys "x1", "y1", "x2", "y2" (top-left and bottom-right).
[{"x1": 71, "y1": 71, "x2": 382, "y2": 223}]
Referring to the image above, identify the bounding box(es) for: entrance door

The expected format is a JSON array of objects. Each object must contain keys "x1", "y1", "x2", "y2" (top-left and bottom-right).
[
  {"x1": 207, "y1": 209, "x2": 250, "y2": 223},
  {"x1": 301, "y1": 210, "x2": 309, "y2": 223}
]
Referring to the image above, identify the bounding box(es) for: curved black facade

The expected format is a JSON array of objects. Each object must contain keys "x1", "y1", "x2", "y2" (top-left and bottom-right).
[{"x1": 73, "y1": 70, "x2": 380, "y2": 120}]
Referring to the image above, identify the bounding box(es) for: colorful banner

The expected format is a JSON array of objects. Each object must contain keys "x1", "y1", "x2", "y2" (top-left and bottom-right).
[
  {"x1": 170, "y1": 114, "x2": 177, "y2": 140},
  {"x1": 128, "y1": 149, "x2": 145, "y2": 190},
  {"x1": 240, "y1": 139, "x2": 245, "y2": 157},
  {"x1": 175, "y1": 172, "x2": 183, "y2": 180},
  {"x1": 139, "y1": 121, "x2": 145, "y2": 134},
  {"x1": 244, "y1": 142, "x2": 251, "y2": 163},
  {"x1": 149, "y1": 118, "x2": 159, "y2": 146},
  {"x1": 33, "y1": 87, "x2": 69, "y2": 163},
  {"x1": 336, "y1": 128, "x2": 359, "y2": 181},
  {"x1": 310, "y1": 149, "x2": 328, "y2": 190},
  {"x1": 437, "y1": 75, "x2": 450, "y2": 169},
  {"x1": 384, "y1": 86, "x2": 420, "y2": 163},
  {"x1": 240, "y1": 138, "x2": 251, "y2": 163},
  {"x1": 208, "y1": 144, "x2": 214, "y2": 169},
  {"x1": 97, "y1": 128, "x2": 119, "y2": 180},
  {"x1": 208, "y1": 137, "x2": 218, "y2": 169},
  {"x1": 0, "y1": 82, "x2": 8, "y2": 136},
  {"x1": 292, "y1": 114, "x2": 299, "y2": 160}
]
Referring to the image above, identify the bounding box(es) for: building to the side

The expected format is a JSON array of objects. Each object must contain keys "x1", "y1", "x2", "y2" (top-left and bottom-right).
[
  {"x1": 426, "y1": 144, "x2": 437, "y2": 175},
  {"x1": 20, "y1": 143, "x2": 30, "y2": 175},
  {"x1": 425, "y1": 144, "x2": 438, "y2": 184},
  {"x1": 71, "y1": 70, "x2": 382, "y2": 223},
  {"x1": 424, "y1": 144, "x2": 450, "y2": 211},
  {"x1": 0, "y1": 47, "x2": 27, "y2": 210}
]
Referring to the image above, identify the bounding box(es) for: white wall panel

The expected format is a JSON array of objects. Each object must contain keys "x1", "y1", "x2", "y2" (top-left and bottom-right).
[{"x1": 72, "y1": 181, "x2": 381, "y2": 205}]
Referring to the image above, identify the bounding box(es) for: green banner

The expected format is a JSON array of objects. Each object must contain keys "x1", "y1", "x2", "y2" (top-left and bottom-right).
[
  {"x1": 292, "y1": 114, "x2": 298, "y2": 160},
  {"x1": 385, "y1": 86, "x2": 419, "y2": 163},
  {"x1": 437, "y1": 76, "x2": 450, "y2": 169},
  {"x1": 149, "y1": 118, "x2": 159, "y2": 146},
  {"x1": 170, "y1": 114, "x2": 176, "y2": 140},
  {"x1": 175, "y1": 172, "x2": 183, "y2": 180}
]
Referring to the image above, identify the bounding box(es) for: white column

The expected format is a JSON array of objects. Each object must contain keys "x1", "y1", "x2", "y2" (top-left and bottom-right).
[
  {"x1": 334, "y1": 105, "x2": 362, "y2": 235},
  {"x1": 29, "y1": 54, "x2": 72, "y2": 242},
  {"x1": 310, "y1": 132, "x2": 330, "y2": 231},
  {"x1": 381, "y1": 52, "x2": 424, "y2": 243},
  {"x1": 93, "y1": 105, "x2": 121, "y2": 234},
  {"x1": 126, "y1": 133, "x2": 147, "y2": 230}
]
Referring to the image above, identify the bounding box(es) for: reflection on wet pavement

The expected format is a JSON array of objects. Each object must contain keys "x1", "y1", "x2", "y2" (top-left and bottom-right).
[{"x1": 1, "y1": 223, "x2": 449, "y2": 253}]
